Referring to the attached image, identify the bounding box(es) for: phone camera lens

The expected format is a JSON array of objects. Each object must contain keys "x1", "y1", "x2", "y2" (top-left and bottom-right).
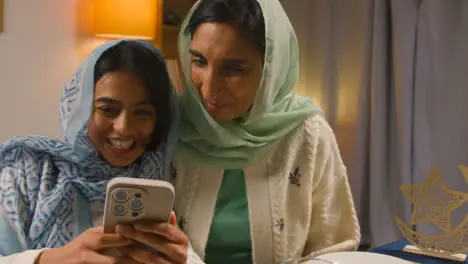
[
  {"x1": 113, "y1": 190, "x2": 129, "y2": 203},
  {"x1": 112, "y1": 204, "x2": 127, "y2": 216},
  {"x1": 129, "y1": 198, "x2": 144, "y2": 211}
]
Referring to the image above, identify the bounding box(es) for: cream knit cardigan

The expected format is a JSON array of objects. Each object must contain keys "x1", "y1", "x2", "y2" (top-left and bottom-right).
[{"x1": 171, "y1": 115, "x2": 361, "y2": 264}]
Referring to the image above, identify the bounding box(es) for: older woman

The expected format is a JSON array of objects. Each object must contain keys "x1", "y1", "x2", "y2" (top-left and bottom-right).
[
  {"x1": 171, "y1": 0, "x2": 361, "y2": 263},
  {"x1": 0, "y1": 40, "x2": 189, "y2": 264}
]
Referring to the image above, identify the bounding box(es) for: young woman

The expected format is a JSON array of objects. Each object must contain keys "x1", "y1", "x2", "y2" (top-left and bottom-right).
[
  {"x1": 0, "y1": 40, "x2": 189, "y2": 264},
  {"x1": 171, "y1": 0, "x2": 361, "y2": 263}
]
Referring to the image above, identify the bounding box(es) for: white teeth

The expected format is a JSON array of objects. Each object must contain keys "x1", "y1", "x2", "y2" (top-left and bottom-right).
[{"x1": 108, "y1": 139, "x2": 134, "y2": 149}]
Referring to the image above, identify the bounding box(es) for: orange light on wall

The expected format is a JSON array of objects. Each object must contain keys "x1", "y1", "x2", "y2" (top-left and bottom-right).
[{"x1": 94, "y1": 0, "x2": 160, "y2": 40}]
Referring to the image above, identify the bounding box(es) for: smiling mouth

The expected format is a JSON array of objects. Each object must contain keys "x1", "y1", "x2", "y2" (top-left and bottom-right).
[{"x1": 107, "y1": 139, "x2": 135, "y2": 150}]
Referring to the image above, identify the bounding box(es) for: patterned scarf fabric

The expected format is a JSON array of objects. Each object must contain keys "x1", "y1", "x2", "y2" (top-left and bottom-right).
[{"x1": 0, "y1": 40, "x2": 178, "y2": 249}]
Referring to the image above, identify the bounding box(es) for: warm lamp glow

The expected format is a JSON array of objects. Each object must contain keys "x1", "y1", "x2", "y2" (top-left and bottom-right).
[{"x1": 94, "y1": 0, "x2": 160, "y2": 40}]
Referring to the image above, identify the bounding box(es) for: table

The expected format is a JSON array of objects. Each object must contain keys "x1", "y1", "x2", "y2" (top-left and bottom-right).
[{"x1": 370, "y1": 239, "x2": 467, "y2": 264}]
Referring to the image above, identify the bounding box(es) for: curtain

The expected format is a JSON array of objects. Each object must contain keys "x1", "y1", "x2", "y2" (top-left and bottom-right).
[{"x1": 281, "y1": 0, "x2": 468, "y2": 247}]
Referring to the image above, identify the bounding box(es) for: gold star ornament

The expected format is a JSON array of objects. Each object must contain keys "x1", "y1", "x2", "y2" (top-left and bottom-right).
[
  {"x1": 459, "y1": 165, "x2": 468, "y2": 183},
  {"x1": 399, "y1": 165, "x2": 468, "y2": 233},
  {"x1": 395, "y1": 164, "x2": 468, "y2": 258}
]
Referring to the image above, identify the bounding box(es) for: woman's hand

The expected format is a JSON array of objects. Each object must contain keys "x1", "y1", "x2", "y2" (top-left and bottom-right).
[
  {"x1": 116, "y1": 211, "x2": 189, "y2": 264},
  {"x1": 36, "y1": 226, "x2": 139, "y2": 264}
]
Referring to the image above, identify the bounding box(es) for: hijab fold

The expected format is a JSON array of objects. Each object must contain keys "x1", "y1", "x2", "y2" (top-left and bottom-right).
[{"x1": 176, "y1": 0, "x2": 322, "y2": 169}]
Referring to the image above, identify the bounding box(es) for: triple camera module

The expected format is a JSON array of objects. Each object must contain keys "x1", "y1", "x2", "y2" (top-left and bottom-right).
[{"x1": 112, "y1": 188, "x2": 144, "y2": 218}]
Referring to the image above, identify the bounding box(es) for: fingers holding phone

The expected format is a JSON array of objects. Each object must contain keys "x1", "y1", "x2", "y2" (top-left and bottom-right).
[
  {"x1": 102, "y1": 178, "x2": 187, "y2": 263},
  {"x1": 116, "y1": 211, "x2": 189, "y2": 264},
  {"x1": 35, "y1": 226, "x2": 140, "y2": 264}
]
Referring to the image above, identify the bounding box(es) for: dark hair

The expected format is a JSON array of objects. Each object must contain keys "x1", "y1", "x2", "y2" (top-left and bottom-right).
[
  {"x1": 94, "y1": 41, "x2": 172, "y2": 151},
  {"x1": 187, "y1": 0, "x2": 266, "y2": 57}
]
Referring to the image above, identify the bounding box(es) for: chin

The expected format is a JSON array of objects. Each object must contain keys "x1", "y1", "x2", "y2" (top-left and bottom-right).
[
  {"x1": 209, "y1": 111, "x2": 236, "y2": 121},
  {"x1": 102, "y1": 152, "x2": 142, "y2": 168},
  {"x1": 100, "y1": 143, "x2": 145, "y2": 167}
]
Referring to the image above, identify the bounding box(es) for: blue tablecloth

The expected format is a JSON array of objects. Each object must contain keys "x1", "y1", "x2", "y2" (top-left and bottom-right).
[{"x1": 370, "y1": 239, "x2": 466, "y2": 264}]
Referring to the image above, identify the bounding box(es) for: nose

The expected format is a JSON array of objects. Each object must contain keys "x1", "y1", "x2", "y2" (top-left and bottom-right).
[
  {"x1": 113, "y1": 112, "x2": 135, "y2": 136},
  {"x1": 200, "y1": 68, "x2": 224, "y2": 97}
]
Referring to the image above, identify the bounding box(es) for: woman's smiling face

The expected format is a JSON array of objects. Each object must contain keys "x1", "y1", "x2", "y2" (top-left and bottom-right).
[{"x1": 87, "y1": 70, "x2": 157, "y2": 167}]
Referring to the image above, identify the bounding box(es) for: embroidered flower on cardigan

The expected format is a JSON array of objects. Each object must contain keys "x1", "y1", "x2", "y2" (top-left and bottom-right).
[
  {"x1": 178, "y1": 216, "x2": 187, "y2": 230},
  {"x1": 276, "y1": 218, "x2": 285, "y2": 231},
  {"x1": 289, "y1": 167, "x2": 301, "y2": 187}
]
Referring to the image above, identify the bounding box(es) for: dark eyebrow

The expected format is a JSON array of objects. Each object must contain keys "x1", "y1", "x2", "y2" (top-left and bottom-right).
[
  {"x1": 95, "y1": 97, "x2": 119, "y2": 104},
  {"x1": 222, "y1": 58, "x2": 249, "y2": 66},
  {"x1": 189, "y1": 49, "x2": 205, "y2": 58},
  {"x1": 94, "y1": 97, "x2": 152, "y2": 106},
  {"x1": 135, "y1": 101, "x2": 153, "y2": 106},
  {"x1": 189, "y1": 49, "x2": 249, "y2": 66}
]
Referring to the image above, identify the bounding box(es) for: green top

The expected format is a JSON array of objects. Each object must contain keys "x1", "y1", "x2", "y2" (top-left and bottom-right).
[{"x1": 204, "y1": 169, "x2": 253, "y2": 264}]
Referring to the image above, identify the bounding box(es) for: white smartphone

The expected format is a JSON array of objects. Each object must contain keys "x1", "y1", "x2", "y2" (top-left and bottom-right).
[{"x1": 102, "y1": 177, "x2": 175, "y2": 234}]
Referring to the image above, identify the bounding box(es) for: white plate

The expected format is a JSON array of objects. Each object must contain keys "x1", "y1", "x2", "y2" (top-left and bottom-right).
[{"x1": 306, "y1": 252, "x2": 414, "y2": 264}]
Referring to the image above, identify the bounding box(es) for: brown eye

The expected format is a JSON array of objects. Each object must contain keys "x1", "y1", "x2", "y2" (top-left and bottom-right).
[
  {"x1": 223, "y1": 66, "x2": 245, "y2": 74},
  {"x1": 191, "y1": 57, "x2": 207, "y2": 67},
  {"x1": 134, "y1": 106, "x2": 156, "y2": 118},
  {"x1": 96, "y1": 106, "x2": 119, "y2": 117},
  {"x1": 135, "y1": 109, "x2": 154, "y2": 117}
]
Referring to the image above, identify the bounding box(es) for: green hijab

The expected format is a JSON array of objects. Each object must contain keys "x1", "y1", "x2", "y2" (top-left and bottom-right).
[{"x1": 176, "y1": 0, "x2": 322, "y2": 169}]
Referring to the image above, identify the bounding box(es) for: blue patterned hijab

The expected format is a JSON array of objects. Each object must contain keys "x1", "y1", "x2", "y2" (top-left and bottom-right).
[{"x1": 0, "y1": 40, "x2": 178, "y2": 249}]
